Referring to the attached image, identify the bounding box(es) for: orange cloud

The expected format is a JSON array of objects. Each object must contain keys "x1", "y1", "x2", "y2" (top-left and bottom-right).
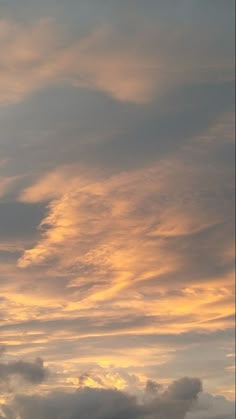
[{"x1": 17, "y1": 153, "x2": 234, "y2": 331}]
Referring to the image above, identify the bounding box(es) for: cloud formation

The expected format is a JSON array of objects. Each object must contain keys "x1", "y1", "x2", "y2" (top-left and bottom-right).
[
  {"x1": 18, "y1": 158, "x2": 234, "y2": 304},
  {"x1": 0, "y1": 377, "x2": 202, "y2": 419},
  {"x1": 0, "y1": 377, "x2": 234, "y2": 419},
  {"x1": 0, "y1": 0, "x2": 234, "y2": 414},
  {"x1": 0, "y1": 11, "x2": 234, "y2": 105},
  {"x1": 0, "y1": 357, "x2": 48, "y2": 385}
]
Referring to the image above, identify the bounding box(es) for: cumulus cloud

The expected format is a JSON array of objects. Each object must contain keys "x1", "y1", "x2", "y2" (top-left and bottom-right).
[
  {"x1": 0, "y1": 357, "x2": 48, "y2": 385},
  {"x1": 165, "y1": 377, "x2": 202, "y2": 401},
  {"x1": 145, "y1": 379, "x2": 162, "y2": 397},
  {"x1": 0, "y1": 377, "x2": 203, "y2": 419},
  {"x1": 0, "y1": 378, "x2": 234, "y2": 419}
]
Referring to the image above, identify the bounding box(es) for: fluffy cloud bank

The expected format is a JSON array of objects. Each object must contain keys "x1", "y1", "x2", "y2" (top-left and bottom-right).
[
  {"x1": 0, "y1": 377, "x2": 234, "y2": 419},
  {"x1": 1, "y1": 377, "x2": 202, "y2": 419}
]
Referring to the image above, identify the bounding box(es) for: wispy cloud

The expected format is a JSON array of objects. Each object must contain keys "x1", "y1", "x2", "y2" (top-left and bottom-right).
[
  {"x1": 0, "y1": 1, "x2": 234, "y2": 415},
  {"x1": 0, "y1": 17, "x2": 234, "y2": 105}
]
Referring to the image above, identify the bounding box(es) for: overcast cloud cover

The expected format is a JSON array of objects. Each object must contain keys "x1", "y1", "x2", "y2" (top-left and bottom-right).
[{"x1": 0, "y1": 0, "x2": 235, "y2": 418}]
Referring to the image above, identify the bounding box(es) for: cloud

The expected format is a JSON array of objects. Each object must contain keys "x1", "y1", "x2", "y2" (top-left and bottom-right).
[
  {"x1": 0, "y1": 14, "x2": 234, "y2": 105},
  {"x1": 0, "y1": 2, "x2": 234, "y2": 407},
  {"x1": 0, "y1": 115, "x2": 232, "y2": 398},
  {"x1": 145, "y1": 379, "x2": 162, "y2": 397},
  {"x1": 0, "y1": 177, "x2": 18, "y2": 199},
  {"x1": 0, "y1": 378, "x2": 234, "y2": 419},
  {"x1": 186, "y1": 392, "x2": 235, "y2": 419},
  {"x1": 7, "y1": 157, "x2": 232, "y2": 396},
  {"x1": 13, "y1": 152, "x2": 234, "y2": 348},
  {"x1": 18, "y1": 158, "x2": 234, "y2": 292},
  {"x1": 0, "y1": 202, "x2": 45, "y2": 241},
  {"x1": 0, "y1": 377, "x2": 203, "y2": 419},
  {"x1": 0, "y1": 19, "x2": 61, "y2": 105},
  {"x1": 165, "y1": 377, "x2": 202, "y2": 401},
  {"x1": 0, "y1": 357, "x2": 48, "y2": 385}
]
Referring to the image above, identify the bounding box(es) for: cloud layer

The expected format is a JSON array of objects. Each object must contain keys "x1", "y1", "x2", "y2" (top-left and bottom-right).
[
  {"x1": 0, "y1": 0, "x2": 234, "y2": 415},
  {"x1": 0, "y1": 377, "x2": 234, "y2": 419},
  {"x1": 0, "y1": 357, "x2": 48, "y2": 385},
  {"x1": 0, "y1": 8, "x2": 234, "y2": 105}
]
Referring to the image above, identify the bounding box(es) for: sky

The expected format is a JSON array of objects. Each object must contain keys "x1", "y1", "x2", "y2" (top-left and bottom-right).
[{"x1": 0, "y1": 1, "x2": 235, "y2": 418}]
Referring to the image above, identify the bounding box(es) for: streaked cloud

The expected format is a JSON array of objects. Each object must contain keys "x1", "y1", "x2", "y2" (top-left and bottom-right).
[{"x1": 0, "y1": 1, "x2": 234, "y2": 417}]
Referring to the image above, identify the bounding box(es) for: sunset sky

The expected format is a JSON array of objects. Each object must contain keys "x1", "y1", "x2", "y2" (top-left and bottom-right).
[{"x1": 0, "y1": 1, "x2": 235, "y2": 418}]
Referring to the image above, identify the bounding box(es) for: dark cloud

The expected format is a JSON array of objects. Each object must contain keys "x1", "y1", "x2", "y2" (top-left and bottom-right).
[
  {"x1": 1, "y1": 80, "x2": 234, "y2": 177},
  {"x1": 0, "y1": 202, "x2": 45, "y2": 240},
  {"x1": 1, "y1": 378, "x2": 234, "y2": 419},
  {"x1": 89, "y1": 81, "x2": 234, "y2": 171},
  {"x1": 1, "y1": 377, "x2": 203, "y2": 419},
  {"x1": 0, "y1": 358, "x2": 48, "y2": 384},
  {"x1": 145, "y1": 379, "x2": 162, "y2": 397},
  {"x1": 165, "y1": 377, "x2": 202, "y2": 401}
]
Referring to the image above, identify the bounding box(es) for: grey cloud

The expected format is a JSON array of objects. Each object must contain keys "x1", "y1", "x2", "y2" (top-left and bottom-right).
[
  {"x1": 0, "y1": 0, "x2": 234, "y2": 409},
  {"x1": 1, "y1": 80, "x2": 234, "y2": 178},
  {"x1": 145, "y1": 379, "x2": 162, "y2": 397},
  {"x1": 0, "y1": 325, "x2": 233, "y2": 373},
  {"x1": 163, "y1": 221, "x2": 234, "y2": 284},
  {"x1": 2, "y1": 389, "x2": 138, "y2": 419},
  {"x1": 165, "y1": 377, "x2": 202, "y2": 401},
  {"x1": 1, "y1": 377, "x2": 203, "y2": 419},
  {"x1": 186, "y1": 392, "x2": 235, "y2": 419},
  {"x1": 89, "y1": 81, "x2": 234, "y2": 171},
  {"x1": 0, "y1": 0, "x2": 234, "y2": 178},
  {"x1": 1, "y1": 379, "x2": 234, "y2": 419},
  {"x1": 1, "y1": 0, "x2": 234, "y2": 47},
  {"x1": 146, "y1": 341, "x2": 235, "y2": 390},
  {"x1": 0, "y1": 357, "x2": 48, "y2": 384},
  {"x1": 0, "y1": 202, "x2": 45, "y2": 240}
]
